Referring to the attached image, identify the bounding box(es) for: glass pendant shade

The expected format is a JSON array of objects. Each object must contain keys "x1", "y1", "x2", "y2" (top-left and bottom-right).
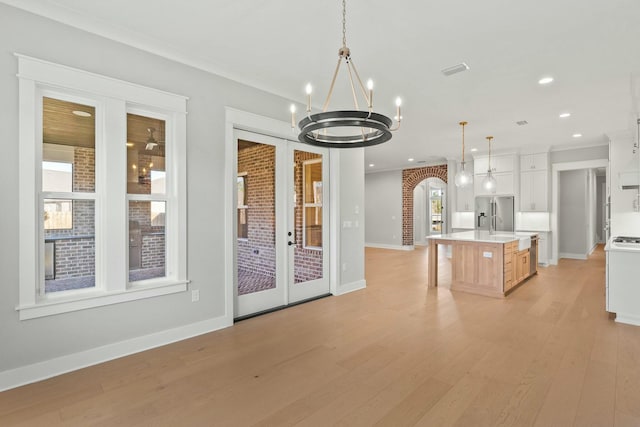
[
  {"x1": 454, "y1": 121, "x2": 472, "y2": 188},
  {"x1": 454, "y1": 162, "x2": 473, "y2": 187},
  {"x1": 482, "y1": 172, "x2": 497, "y2": 193}
]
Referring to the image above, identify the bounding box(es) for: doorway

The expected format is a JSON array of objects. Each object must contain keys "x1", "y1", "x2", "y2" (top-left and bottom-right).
[{"x1": 234, "y1": 129, "x2": 330, "y2": 318}]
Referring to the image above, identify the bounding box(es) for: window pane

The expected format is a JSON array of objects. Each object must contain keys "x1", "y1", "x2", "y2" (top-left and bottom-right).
[
  {"x1": 127, "y1": 113, "x2": 166, "y2": 195},
  {"x1": 237, "y1": 176, "x2": 247, "y2": 206},
  {"x1": 237, "y1": 208, "x2": 248, "y2": 239},
  {"x1": 304, "y1": 162, "x2": 322, "y2": 204},
  {"x1": 44, "y1": 199, "x2": 72, "y2": 230},
  {"x1": 43, "y1": 97, "x2": 95, "y2": 193},
  {"x1": 129, "y1": 201, "x2": 166, "y2": 282},
  {"x1": 44, "y1": 199, "x2": 95, "y2": 293},
  {"x1": 305, "y1": 207, "x2": 322, "y2": 248}
]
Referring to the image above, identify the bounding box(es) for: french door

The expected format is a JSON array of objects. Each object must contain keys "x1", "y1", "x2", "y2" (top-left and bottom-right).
[{"x1": 234, "y1": 129, "x2": 329, "y2": 318}]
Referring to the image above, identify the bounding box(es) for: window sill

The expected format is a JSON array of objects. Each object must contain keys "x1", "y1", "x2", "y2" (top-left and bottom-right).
[{"x1": 16, "y1": 280, "x2": 189, "y2": 320}]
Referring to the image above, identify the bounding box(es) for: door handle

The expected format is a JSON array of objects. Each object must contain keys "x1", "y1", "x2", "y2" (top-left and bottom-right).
[{"x1": 288, "y1": 241, "x2": 294, "y2": 246}]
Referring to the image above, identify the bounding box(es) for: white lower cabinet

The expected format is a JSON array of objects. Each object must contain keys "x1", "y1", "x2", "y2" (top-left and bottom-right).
[{"x1": 538, "y1": 232, "x2": 549, "y2": 265}]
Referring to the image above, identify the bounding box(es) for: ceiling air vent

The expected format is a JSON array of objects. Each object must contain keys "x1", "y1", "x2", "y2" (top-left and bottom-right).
[
  {"x1": 516, "y1": 120, "x2": 528, "y2": 126},
  {"x1": 441, "y1": 62, "x2": 469, "y2": 76}
]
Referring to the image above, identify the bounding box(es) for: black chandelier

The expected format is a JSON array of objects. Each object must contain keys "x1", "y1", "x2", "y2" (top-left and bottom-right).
[{"x1": 290, "y1": 0, "x2": 403, "y2": 148}]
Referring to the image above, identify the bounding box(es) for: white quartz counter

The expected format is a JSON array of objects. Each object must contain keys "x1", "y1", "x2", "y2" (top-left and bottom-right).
[{"x1": 427, "y1": 230, "x2": 538, "y2": 244}]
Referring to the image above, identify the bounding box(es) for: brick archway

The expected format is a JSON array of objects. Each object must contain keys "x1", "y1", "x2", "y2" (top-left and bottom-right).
[{"x1": 402, "y1": 165, "x2": 448, "y2": 246}]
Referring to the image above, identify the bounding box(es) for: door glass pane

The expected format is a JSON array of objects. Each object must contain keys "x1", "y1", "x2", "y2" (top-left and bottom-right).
[
  {"x1": 128, "y1": 201, "x2": 166, "y2": 282},
  {"x1": 127, "y1": 113, "x2": 166, "y2": 195},
  {"x1": 44, "y1": 199, "x2": 95, "y2": 293},
  {"x1": 237, "y1": 140, "x2": 276, "y2": 295},
  {"x1": 294, "y1": 151, "x2": 323, "y2": 283},
  {"x1": 42, "y1": 97, "x2": 95, "y2": 193}
]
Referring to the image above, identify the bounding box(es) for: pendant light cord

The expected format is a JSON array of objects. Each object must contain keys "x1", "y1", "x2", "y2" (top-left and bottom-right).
[{"x1": 342, "y1": 0, "x2": 347, "y2": 48}]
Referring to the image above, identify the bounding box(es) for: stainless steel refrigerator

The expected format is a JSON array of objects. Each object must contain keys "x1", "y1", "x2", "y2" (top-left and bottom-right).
[{"x1": 475, "y1": 196, "x2": 514, "y2": 232}]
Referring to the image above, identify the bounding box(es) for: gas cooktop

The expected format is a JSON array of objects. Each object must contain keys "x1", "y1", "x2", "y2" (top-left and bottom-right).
[{"x1": 613, "y1": 236, "x2": 640, "y2": 244}]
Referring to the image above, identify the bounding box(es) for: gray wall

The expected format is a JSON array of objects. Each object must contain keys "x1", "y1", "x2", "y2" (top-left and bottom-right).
[
  {"x1": 558, "y1": 170, "x2": 588, "y2": 256},
  {"x1": 0, "y1": 4, "x2": 364, "y2": 375},
  {"x1": 551, "y1": 145, "x2": 609, "y2": 164},
  {"x1": 364, "y1": 170, "x2": 402, "y2": 246},
  {"x1": 339, "y1": 149, "x2": 365, "y2": 285}
]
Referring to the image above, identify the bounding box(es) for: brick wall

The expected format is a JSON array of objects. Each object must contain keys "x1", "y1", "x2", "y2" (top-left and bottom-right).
[
  {"x1": 237, "y1": 143, "x2": 277, "y2": 278},
  {"x1": 402, "y1": 165, "x2": 448, "y2": 246},
  {"x1": 45, "y1": 147, "x2": 96, "y2": 279}
]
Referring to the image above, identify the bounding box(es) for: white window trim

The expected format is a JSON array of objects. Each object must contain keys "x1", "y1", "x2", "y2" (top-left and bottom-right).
[
  {"x1": 302, "y1": 158, "x2": 323, "y2": 250},
  {"x1": 17, "y1": 54, "x2": 189, "y2": 320}
]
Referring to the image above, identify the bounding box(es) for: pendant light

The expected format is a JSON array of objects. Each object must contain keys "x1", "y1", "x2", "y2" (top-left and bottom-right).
[
  {"x1": 482, "y1": 136, "x2": 497, "y2": 193},
  {"x1": 289, "y1": 0, "x2": 402, "y2": 148},
  {"x1": 454, "y1": 121, "x2": 473, "y2": 187}
]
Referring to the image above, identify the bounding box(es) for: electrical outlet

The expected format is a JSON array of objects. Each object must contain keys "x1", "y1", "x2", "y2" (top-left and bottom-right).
[{"x1": 191, "y1": 289, "x2": 200, "y2": 302}]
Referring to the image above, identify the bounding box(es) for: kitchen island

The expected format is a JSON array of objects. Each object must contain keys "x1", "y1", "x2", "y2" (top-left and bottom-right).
[{"x1": 427, "y1": 231, "x2": 538, "y2": 298}]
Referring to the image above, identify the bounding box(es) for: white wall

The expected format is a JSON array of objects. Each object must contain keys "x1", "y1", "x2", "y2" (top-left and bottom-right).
[
  {"x1": 338, "y1": 149, "x2": 366, "y2": 289},
  {"x1": 596, "y1": 174, "x2": 606, "y2": 242},
  {"x1": 364, "y1": 170, "x2": 403, "y2": 247},
  {"x1": 559, "y1": 170, "x2": 588, "y2": 257},
  {"x1": 0, "y1": 4, "x2": 364, "y2": 385},
  {"x1": 413, "y1": 183, "x2": 427, "y2": 245}
]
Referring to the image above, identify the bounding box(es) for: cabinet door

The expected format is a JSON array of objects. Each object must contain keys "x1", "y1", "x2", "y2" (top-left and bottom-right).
[
  {"x1": 531, "y1": 153, "x2": 548, "y2": 170},
  {"x1": 474, "y1": 156, "x2": 488, "y2": 175},
  {"x1": 538, "y1": 232, "x2": 548, "y2": 264},
  {"x1": 520, "y1": 154, "x2": 534, "y2": 171},
  {"x1": 520, "y1": 170, "x2": 548, "y2": 211},
  {"x1": 531, "y1": 170, "x2": 548, "y2": 211},
  {"x1": 456, "y1": 183, "x2": 474, "y2": 211},
  {"x1": 520, "y1": 171, "x2": 533, "y2": 211},
  {"x1": 493, "y1": 155, "x2": 514, "y2": 173},
  {"x1": 475, "y1": 172, "x2": 514, "y2": 196}
]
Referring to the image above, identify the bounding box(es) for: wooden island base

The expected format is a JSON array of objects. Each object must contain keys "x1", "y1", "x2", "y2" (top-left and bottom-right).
[{"x1": 428, "y1": 237, "x2": 537, "y2": 298}]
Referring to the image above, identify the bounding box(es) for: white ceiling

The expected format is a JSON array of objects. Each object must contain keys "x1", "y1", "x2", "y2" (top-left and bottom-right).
[{"x1": 5, "y1": 0, "x2": 640, "y2": 171}]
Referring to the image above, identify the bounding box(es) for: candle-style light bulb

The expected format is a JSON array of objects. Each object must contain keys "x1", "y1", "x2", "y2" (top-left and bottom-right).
[
  {"x1": 367, "y1": 79, "x2": 374, "y2": 109},
  {"x1": 290, "y1": 104, "x2": 296, "y2": 129},
  {"x1": 305, "y1": 83, "x2": 312, "y2": 114},
  {"x1": 395, "y1": 97, "x2": 402, "y2": 123}
]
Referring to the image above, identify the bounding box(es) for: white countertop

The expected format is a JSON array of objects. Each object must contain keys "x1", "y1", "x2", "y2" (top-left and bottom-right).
[{"x1": 427, "y1": 230, "x2": 538, "y2": 244}]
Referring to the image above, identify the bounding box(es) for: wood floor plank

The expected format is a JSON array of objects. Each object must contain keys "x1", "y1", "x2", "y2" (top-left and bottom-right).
[{"x1": 1, "y1": 245, "x2": 635, "y2": 427}]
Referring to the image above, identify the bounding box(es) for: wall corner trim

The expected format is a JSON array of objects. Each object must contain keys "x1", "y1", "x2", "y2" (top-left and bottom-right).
[
  {"x1": 337, "y1": 279, "x2": 366, "y2": 295},
  {"x1": 0, "y1": 315, "x2": 232, "y2": 392}
]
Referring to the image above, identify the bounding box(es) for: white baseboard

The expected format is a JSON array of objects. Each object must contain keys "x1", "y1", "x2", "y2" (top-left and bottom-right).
[
  {"x1": 338, "y1": 279, "x2": 366, "y2": 295},
  {"x1": 558, "y1": 252, "x2": 587, "y2": 260},
  {"x1": 365, "y1": 243, "x2": 414, "y2": 251},
  {"x1": 615, "y1": 313, "x2": 640, "y2": 327},
  {"x1": 588, "y1": 243, "x2": 598, "y2": 255},
  {"x1": 0, "y1": 314, "x2": 233, "y2": 392}
]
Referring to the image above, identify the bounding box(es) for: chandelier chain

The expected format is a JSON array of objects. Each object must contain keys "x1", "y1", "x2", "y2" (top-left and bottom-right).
[{"x1": 342, "y1": 0, "x2": 347, "y2": 48}]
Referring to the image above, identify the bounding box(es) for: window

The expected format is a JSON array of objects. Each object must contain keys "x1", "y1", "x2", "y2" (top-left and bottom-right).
[
  {"x1": 237, "y1": 173, "x2": 248, "y2": 239},
  {"x1": 18, "y1": 55, "x2": 187, "y2": 320},
  {"x1": 302, "y1": 159, "x2": 322, "y2": 249}
]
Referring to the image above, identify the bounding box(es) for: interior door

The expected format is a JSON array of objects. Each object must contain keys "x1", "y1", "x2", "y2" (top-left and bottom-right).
[
  {"x1": 234, "y1": 131, "x2": 330, "y2": 318},
  {"x1": 235, "y1": 130, "x2": 286, "y2": 317},
  {"x1": 287, "y1": 143, "x2": 330, "y2": 303}
]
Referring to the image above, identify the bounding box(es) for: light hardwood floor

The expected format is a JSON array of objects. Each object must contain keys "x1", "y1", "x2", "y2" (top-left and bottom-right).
[{"x1": 2, "y1": 245, "x2": 640, "y2": 426}]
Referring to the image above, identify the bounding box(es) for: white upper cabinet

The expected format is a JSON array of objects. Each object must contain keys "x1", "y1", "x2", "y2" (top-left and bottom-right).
[
  {"x1": 520, "y1": 169, "x2": 548, "y2": 211},
  {"x1": 520, "y1": 153, "x2": 548, "y2": 171},
  {"x1": 474, "y1": 154, "x2": 514, "y2": 174},
  {"x1": 519, "y1": 152, "x2": 549, "y2": 212},
  {"x1": 475, "y1": 172, "x2": 515, "y2": 196},
  {"x1": 456, "y1": 182, "x2": 474, "y2": 211}
]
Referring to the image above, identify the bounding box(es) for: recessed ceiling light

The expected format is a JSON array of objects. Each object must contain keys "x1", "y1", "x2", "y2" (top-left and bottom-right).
[
  {"x1": 559, "y1": 112, "x2": 571, "y2": 118},
  {"x1": 408, "y1": 158, "x2": 414, "y2": 162},
  {"x1": 471, "y1": 148, "x2": 478, "y2": 152},
  {"x1": 538, "y1": 76, "x2": 554, "y2": 85},
  {"x1": 369, "y1": 163, "x2": 374, "y2": 167},
  {"x1": 72, "y1": 110, "x2": 92, "y2": 117},
  {"x1": 572, "y1": 133, "x2": 582, "y2": 138}
]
